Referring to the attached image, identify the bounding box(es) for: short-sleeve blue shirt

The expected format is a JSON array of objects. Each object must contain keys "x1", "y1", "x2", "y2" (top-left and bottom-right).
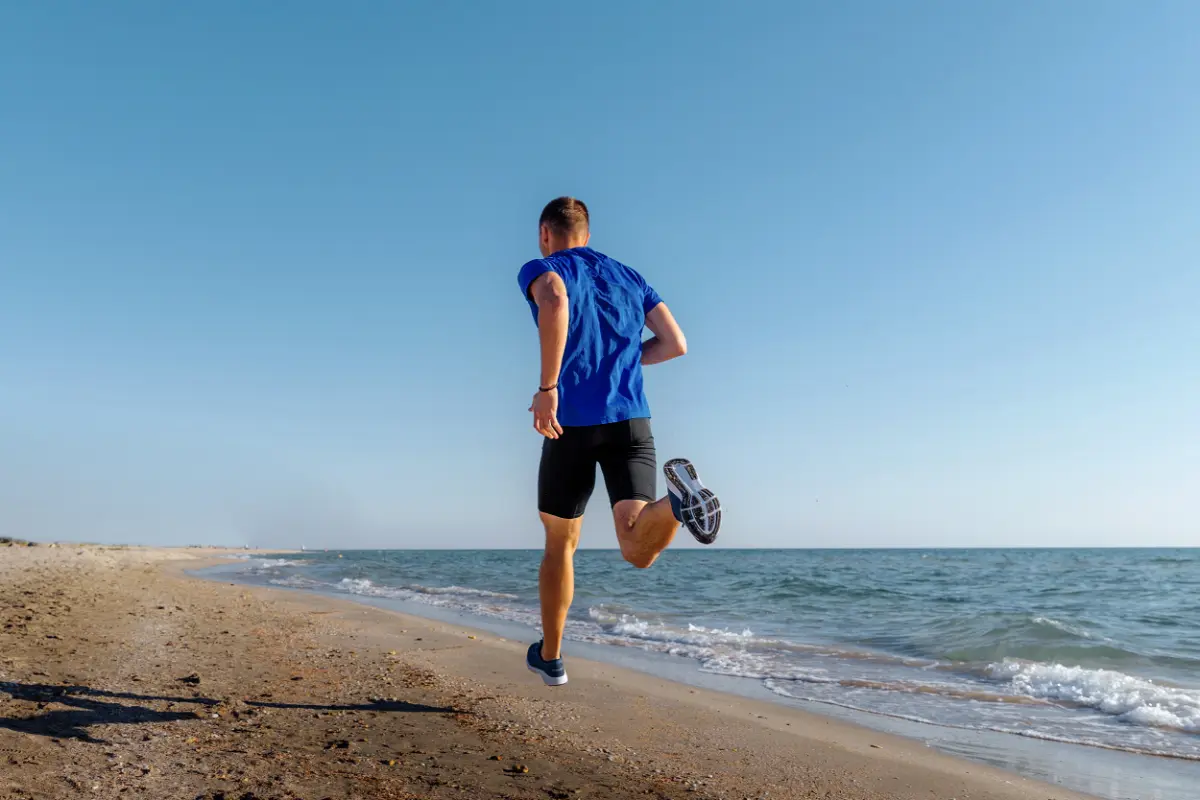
[{"x1": 518, "y1": 247, "x2": 663, "y2": 427}]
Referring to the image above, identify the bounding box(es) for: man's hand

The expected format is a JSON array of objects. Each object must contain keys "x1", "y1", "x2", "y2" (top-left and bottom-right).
[{"x1": 529, "y1": 388, "x2": 564, "y2": 439}]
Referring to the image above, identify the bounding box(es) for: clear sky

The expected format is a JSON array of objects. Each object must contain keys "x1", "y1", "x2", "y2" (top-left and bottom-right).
[{"x1": 2, "y1": 2, "x2": 1197, "y2": 549}]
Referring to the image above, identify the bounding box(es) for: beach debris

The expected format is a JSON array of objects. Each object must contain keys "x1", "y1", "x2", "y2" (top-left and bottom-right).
[
  {"x1": 488, "y1": 755, "x2": 502, "y2": 760},
  {"x1": 178, "y1": 673, "x2": 202, "y2": 685},
  {"x1": 325, "y1": 739, "x2": 352, "y2": 750},
  {"x1": 506, "y1": 763, "x2": 530, "y2": 774}
]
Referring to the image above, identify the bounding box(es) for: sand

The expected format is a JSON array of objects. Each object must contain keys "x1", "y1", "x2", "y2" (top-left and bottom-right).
[{"x1": 0, "y1": 544, "x2": 1094, "y2": 800}]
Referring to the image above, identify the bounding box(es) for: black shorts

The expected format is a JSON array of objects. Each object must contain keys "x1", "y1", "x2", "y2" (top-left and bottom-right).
[{"x1": 538, "y1": 418, "x2": 657, "y2": 519}]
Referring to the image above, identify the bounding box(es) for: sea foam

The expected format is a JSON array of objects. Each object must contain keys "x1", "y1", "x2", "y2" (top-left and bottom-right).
[{"x1": 987, "y1": 659, "x2": 1200, "y2": 733}]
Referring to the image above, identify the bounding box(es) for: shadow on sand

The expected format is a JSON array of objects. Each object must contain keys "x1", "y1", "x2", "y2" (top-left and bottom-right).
[{"x1": 0, "y1": 680, "x2": 458, "y2": 743}]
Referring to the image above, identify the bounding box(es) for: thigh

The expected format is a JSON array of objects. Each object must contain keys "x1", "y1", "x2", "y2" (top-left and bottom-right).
[
  {"x1": 538, "y1": 427, "x2": 598, "y2": 520},
  {"x1": 598, "y1": 418, "x2": 657, "y2": 508}
]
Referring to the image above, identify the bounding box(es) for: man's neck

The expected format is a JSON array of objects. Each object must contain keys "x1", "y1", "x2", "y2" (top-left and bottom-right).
[{"x1": 549, "y1": 239, "x2": 588, "y2": 256}]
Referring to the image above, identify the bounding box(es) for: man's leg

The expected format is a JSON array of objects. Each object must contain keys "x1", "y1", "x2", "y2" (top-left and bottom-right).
[
  {"x1": 599, "y1": 419, "x2": 679, "y2": 569},
  {"x1": 532, "y1": 426, "x2": 595, "y2": 674},
  {"x1": 538, "y1": 512, "x2": 582, "y2": 660},
  {"x1": 613, "y1": 498, "x2": 678, "y2": 569}
]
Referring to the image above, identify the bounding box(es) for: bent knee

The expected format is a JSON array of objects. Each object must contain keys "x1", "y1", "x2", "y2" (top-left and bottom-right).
[
  {"x1": 621, "y1": 549, "x2": 657, "y2": 569},
  {"x1": 611, "y1": 499, "x2": 647, "y2": 533}
]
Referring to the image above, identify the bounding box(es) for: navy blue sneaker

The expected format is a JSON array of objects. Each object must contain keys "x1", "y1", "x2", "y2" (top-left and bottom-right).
[
  {"x1": 665, "y1": 458, "x2": 721, "y2": 545},
  {"x1": 526, "y1": 640, "x2": 568, "y2": 686}
]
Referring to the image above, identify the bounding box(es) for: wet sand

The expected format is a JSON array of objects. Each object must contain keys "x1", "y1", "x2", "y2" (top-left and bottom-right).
[{"x1": 0, "y1": 544, "x2": 1094, "y2": 800}]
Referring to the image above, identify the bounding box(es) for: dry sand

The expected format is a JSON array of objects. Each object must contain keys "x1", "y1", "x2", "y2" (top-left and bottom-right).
[{"x1": 0, "y1": 544, "x2": 1095, "y2": 800}]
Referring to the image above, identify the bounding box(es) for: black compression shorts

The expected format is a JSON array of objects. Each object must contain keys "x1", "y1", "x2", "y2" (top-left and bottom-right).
[{"x1": 538, "y1": 418, "x2": 657, "y2": 519}]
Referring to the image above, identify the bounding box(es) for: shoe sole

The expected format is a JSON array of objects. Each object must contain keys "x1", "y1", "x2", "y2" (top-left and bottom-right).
[
  {"x1": 527, "y1": 664, "x2": 569, "y2": 686},
  {"x1": 664, "y1": 458, "x2": 721, "y2": 545}
]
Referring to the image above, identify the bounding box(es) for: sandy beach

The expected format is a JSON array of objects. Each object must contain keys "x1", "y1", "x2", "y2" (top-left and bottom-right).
[{"x1": 0, "y1": 544, "x2": 1093, "y2": 800}]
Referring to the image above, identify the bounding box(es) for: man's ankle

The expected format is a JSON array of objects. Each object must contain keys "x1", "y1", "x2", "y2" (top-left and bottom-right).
[{"x1": 541, "y1": 643, "x2": 561, "y2": 661}]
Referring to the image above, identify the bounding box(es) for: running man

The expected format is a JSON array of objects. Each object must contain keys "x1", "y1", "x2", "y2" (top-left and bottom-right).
[{"x1": 517, "y1": 197, "x2": 721, "y2": 686}]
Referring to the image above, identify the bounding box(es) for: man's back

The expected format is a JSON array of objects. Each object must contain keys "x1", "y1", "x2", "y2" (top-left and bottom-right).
[{"x1": 518, "y1": 247, "x2": 662, "y2": 428}]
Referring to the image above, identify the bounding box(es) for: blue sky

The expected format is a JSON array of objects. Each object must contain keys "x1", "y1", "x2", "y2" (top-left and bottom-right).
[{"x1": 2, "y1": 2, "x2": 1197, "y2": 548}]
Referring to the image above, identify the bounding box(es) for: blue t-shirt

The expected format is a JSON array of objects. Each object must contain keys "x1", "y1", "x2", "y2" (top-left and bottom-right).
[{"x1": 517, "y1": 247, "x2": 663, "y2": 428}]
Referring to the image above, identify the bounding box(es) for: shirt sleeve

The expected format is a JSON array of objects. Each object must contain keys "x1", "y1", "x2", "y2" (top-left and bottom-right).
[
  {"x1": 517, "y1": 258, "x2": 554, "y2": 300},
  {"x1": 641, "y1": 276, "x2": 664, "y2": 314}
]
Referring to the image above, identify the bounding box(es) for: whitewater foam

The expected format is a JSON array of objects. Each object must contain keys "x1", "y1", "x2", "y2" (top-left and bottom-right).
[
  {"x1": 987, "y1": 659, "x2": 1200, "y2": 733},
  {"x1": 238, "y1": 558, "x2": 306, "y2": 575},
  {"x1": 764, "y1": 680, "x2": 1200, "y2": 762},
  {"x1": 336, "y1": 577, "x2": 516, "y2": 601},
  {"x1": 589, "y1": 609, "x2": 754, "y2": 645},
  {"x1": 407, "y1": 584, "x2": 519, "y2": 599}
]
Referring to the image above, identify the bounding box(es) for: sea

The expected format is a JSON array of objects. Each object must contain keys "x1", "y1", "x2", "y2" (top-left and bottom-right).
[{"x1": 212, "y1": 548, "x2": 1199, "y2": 800}]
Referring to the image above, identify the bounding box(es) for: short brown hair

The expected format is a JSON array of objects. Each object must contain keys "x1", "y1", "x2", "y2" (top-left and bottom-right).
[{"x1": 539, "y1": 196, "x2": 589, "y2": 237}]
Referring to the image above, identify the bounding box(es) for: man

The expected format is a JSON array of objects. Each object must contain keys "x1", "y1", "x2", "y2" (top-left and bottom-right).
[{"x1": 517, "y1": 197, "x2": 721, "y2": 686}]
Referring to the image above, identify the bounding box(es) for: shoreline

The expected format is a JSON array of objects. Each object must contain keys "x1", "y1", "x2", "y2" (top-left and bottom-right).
[
  {"x1": 213, "y1": 551, "x2": 1200, "y2": 796},
  {"x1": 2, "y1": 544, "x2": 1101, "y2": 799}
]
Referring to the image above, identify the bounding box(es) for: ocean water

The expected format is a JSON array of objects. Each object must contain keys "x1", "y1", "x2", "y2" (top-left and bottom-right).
[{"x1": 224, "y1": 548, "x2": 1199, "y2": 794}]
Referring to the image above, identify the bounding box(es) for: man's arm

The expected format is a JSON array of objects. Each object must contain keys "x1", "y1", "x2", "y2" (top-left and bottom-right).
[
  {"x1": 530, "y1": 272, "x2": 569, "y2": 388},
  {"x1": 641, "y1": 302, "x2": 687, "y2": 365},
  {"x1": 528, "y1": 272, "x2": 568, "y2": 438}
]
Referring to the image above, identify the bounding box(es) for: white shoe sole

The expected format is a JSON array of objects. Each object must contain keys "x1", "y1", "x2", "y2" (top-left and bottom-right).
[
  {"x1": 665, "y1": 458, "x2": 721, "y2": 544},
  {"x1": 527, "y1": 664, "x2": 568, "y2": 686}
]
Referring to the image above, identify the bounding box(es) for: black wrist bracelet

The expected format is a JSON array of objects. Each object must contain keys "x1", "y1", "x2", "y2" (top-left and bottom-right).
[{"x1": 539, "y1": 383, "x2": 558, "y2": 392}]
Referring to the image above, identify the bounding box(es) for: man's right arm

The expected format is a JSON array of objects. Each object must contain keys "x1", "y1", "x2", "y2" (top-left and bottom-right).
[
  {"x1": 530, "y1": 272, "x2": 569, "y2": 390},
  {"x1": 641, "y1": 303, "x2": 687, "y2": 366}
]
